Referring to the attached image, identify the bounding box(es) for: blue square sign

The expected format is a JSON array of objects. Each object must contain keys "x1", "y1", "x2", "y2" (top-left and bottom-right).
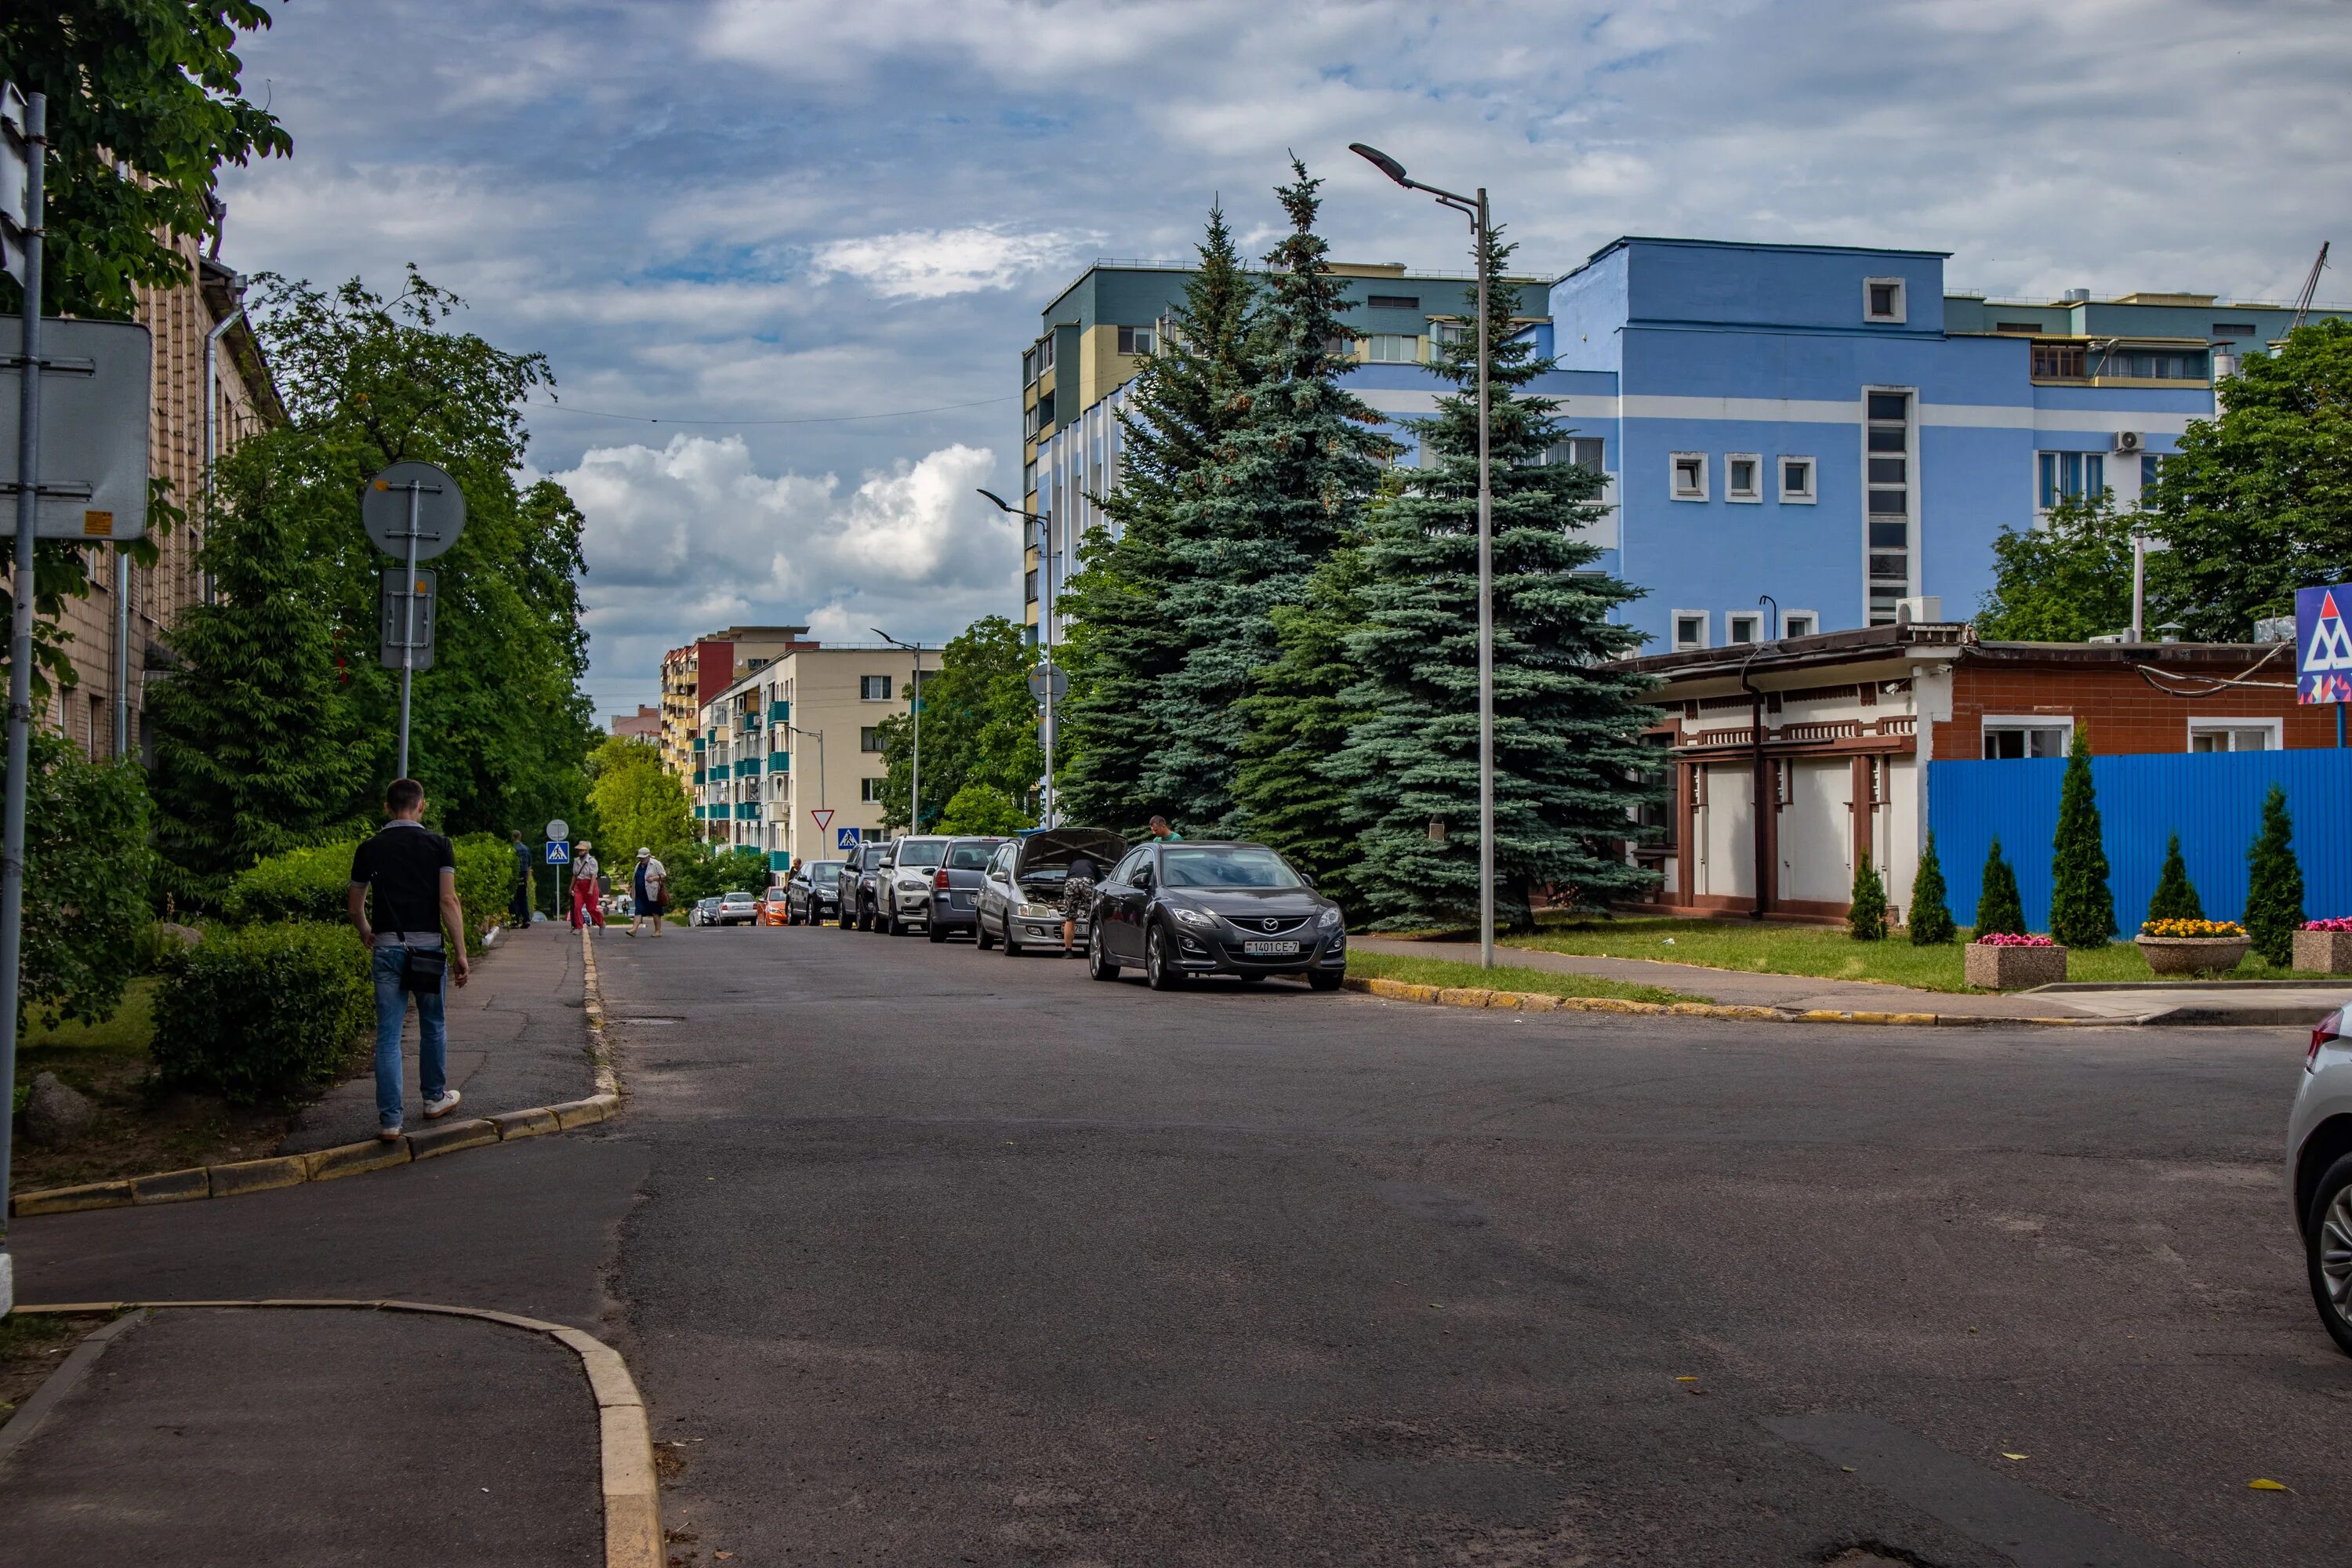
[
  {"x1": 2297, "y1": 583, "x2": 2352, "y2": 705},
  {"x1": 546, "y1": 840, "x2": 571, "y2": 864},
  {"x1": 836, "y1": 826, "x2": 862, "y2": 849}
]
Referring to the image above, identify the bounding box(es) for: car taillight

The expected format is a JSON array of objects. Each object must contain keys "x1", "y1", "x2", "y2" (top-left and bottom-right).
[
  {"x1": 934, "y1": 869, "x2": 950, "y2": 891},
  {"x1": 2310, "y1": 1009, "x2": 2343, "y2": 1073}
]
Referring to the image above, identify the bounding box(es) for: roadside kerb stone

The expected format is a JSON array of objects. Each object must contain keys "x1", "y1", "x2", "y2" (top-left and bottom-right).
[
  {"x1": 1341, "y1": 973, "x2": 2100, "y2": 1028},
  {"x1": 9, "y1": 925, "x2": 622, "y2": 1220}
]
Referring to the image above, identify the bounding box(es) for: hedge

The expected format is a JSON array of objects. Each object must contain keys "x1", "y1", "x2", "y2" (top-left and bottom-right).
[
  {"x1": 224, "y1": 833, "x2": 517, "y2": 952},
  {"x1": 151, "y1": 922, "x2": 373, "y2": 1102}
]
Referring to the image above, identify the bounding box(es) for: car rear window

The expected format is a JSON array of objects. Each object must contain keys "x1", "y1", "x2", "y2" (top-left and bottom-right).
[
  {"x1": 893, "y1": 839, "x2": 948, "y2": 869},
  {"x1": 946, "y1": 842, "x2": 995, "y2": 869}
]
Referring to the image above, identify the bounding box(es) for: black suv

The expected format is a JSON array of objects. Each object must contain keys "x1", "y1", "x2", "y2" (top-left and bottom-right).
[{"x1": 835, "y1": 840, "x2": 891, "y2": 930}]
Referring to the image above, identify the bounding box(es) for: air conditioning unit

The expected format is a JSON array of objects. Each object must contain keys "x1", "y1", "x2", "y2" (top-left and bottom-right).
[
  {"x1": 2113, "y1": 430, "x2": 2145, "y2": 454},
  {"x1": 1893, "y1": 595, "x2": 1943, "y2": 625}
]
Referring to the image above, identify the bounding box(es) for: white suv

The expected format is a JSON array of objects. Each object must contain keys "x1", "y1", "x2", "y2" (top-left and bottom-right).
[
  {"x1": 2289, "y1": 1003, "x2": 2352, "y2": 1356},
  {"x1": 878, "y1": 837, "x2": 952, "y2": 936}
]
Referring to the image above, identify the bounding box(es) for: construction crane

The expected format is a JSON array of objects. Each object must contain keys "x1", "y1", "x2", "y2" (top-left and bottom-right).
[{"x1": 2290, "y1": 241, "x2": 2330, "y2": 329}]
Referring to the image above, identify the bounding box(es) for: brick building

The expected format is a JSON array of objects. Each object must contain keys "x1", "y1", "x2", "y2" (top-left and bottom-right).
[
  {"x1": 657, "y1": 625, "x2": 817, "y2": 782},
  {"x1": 1613, "y1": 623, "x2": 2328, "y2": 924}
]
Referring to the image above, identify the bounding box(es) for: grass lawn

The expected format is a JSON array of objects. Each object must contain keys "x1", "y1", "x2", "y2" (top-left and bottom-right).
[
  {"x1": 1345, "y1": 948, "x2": 1704, "y2": 1006},
  {"x1": 9, "y1": 975, "x2": 319, "y2": 1196},
  {"x1": 1503, "y1": 916, "x2": 2325, "y2": 994}
]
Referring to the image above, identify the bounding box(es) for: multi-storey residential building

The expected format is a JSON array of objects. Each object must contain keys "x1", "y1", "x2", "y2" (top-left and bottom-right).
[
  {"x1": 46, "y1": 245, "x2": 278, "y2": 761},
  {"x1": 1024, "y1": 241, "x2": 2346, "y2": 651},
  {"x1": 658, "y1": 624, "x2": 816, "y2": 780},
  {"x1": 608, "y1": 704, "x2": 660, "y2": 739},
  {"x1": 692, "y1": 644, "x2": 919, "y2": 871}
]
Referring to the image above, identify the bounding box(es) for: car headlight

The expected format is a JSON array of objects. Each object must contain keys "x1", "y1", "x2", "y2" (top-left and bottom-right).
[
  {"x1": 896, "y1": 877, "x2": 927, "y2": 890},
  {"x1": 1319, "y1": 906, "x2": 1343, "y2": 929},
  {"x1": 1171, "y1": 906, "x2": 1216, "y2": 929}
]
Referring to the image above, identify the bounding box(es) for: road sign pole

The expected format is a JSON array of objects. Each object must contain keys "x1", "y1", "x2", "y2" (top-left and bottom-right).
[
  {"x1": 396, "y1": 481, "x2": 420, "y2": 777},
  {"x1": 0, "y1": 89, "x2": 44, "y2": 1304}
]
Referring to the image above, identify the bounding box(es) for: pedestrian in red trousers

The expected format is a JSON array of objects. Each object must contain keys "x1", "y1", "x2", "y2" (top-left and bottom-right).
[{"x1": 571, "y1": 840, "x2": 605, "y2": 931}]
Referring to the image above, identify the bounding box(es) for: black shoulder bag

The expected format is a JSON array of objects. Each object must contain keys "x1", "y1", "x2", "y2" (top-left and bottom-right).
[{"x1": 401, "y1": 947, "x2": 448, "y2": 995}]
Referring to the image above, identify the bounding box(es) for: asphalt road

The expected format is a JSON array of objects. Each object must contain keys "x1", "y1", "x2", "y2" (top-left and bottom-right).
[{"x1": 593, "y1": 921, "x2": 2351, "y2": 1568}]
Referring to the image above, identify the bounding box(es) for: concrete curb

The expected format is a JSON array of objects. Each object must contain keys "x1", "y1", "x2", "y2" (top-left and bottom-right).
[
  {"x1": 9, "y1": 1298, "x2": 659, "y2": 1568},
  {"x1": 1339, "y1": 974, "x2": 2111, "y2": 1028},
  {"x1": 10, "y1": 927, "x2": 625, "y2": 1219}
]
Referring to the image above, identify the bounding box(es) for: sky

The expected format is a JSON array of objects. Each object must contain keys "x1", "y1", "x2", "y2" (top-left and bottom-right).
[{"x1": 212, "y1": 0, "x2": 2352, "y2": 722}]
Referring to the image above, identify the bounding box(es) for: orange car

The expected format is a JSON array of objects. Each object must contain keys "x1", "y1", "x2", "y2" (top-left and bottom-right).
[{"x1": 758, "y1": 888, "x2": 793, "y2": 926}]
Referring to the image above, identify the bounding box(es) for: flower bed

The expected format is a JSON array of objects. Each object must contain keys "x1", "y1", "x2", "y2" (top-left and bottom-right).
[
  {"x1": 2296, "y1": 920, "x2": 2352, "y2": 975},
  {"x1": 1965, "y1": 935, "x2": 2067, "y2": 989},
  {"x1": 2135, "y1": 917, "x2": 2250, "y2": 976}
]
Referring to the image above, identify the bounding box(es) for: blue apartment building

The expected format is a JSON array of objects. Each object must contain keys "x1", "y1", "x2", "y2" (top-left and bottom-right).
[{"x1": 1022, "y1": 241, "x2": 2341, "y2": 650}]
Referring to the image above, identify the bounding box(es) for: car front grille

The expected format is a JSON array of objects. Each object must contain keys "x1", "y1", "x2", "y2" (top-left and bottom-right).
[{"x1": 1227, "y1": 915, "x2": 1313, "y2": 937}]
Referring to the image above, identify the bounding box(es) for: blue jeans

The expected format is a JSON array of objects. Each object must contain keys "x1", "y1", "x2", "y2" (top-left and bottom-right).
[{"x1": 372, "y1": 945, "x2": 448, "y2": 1130}]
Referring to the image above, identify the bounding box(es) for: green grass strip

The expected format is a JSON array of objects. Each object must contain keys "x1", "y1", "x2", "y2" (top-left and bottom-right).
[{"x1": 1345, "y1": 949, "x2": 1702, "y2": 1007}]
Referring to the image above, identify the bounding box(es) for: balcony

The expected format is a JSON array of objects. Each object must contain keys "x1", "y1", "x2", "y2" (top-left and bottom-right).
[
  {"x1": 768, "y1": 751, "x2": 789, "y2": 773},
  {"x1": 768, "y1": 699, "x2": 790, "y2": 723},
  {"x1": 734, "y1": 802, "x2": 758, "y2": 821}
]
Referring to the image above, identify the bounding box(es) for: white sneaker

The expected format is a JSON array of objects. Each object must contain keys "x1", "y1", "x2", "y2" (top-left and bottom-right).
[{"x1": 423, "y1": 1090, "x2": 463, "y2": 1120}]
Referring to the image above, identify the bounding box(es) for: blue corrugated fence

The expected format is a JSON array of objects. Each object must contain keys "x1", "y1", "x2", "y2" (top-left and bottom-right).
[{"x1": 1925, "y1": 750, "x2": 2352, "y2": 931}]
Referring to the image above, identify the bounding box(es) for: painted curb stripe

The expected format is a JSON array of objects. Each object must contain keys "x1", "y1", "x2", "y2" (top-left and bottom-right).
[
  {"x1": 1340, "y1": 974, "x2": 2108, "y2": 1028},
  {"x1": 10, "y1": 927, "x2": 625, "y2": 1219},
  {"x1": 11, "y1": 1298, "x2": 661, "y2": 1568}
]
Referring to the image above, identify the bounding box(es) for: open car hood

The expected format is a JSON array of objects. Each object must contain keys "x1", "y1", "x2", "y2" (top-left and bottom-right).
[{"x1": 1015, "y1": 828, "x2": 1127, "y2": 875}]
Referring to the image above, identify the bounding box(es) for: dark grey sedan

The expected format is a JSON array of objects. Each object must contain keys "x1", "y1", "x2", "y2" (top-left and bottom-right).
[{"x1": 1087, "y1": 840, "x2": 1346, "y2": 990}]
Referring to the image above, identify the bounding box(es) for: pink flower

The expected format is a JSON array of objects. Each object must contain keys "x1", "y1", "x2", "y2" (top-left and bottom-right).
[
  {"x1": 1973, "y1": 932, "x2": 2056, "y2": 947},
  {"x1": 2303, "y1": 917, "x2": 2352, "y2": 932}
]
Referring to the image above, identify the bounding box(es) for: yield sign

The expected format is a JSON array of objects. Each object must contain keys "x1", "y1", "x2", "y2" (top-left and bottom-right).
[{"x1": 810, "y1": 808, "x2": 834, "y2": 835}]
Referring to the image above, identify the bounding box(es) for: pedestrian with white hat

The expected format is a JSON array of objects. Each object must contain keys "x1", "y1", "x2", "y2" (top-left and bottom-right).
[{"x1": 630, "y1": 847, "x2": 668, "y2": 937}]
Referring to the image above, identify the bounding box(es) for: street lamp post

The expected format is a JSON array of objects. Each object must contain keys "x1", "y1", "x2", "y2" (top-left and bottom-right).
[
  {"x1": 785, "y1": 721, "x2": 826, "y2": 861},
  {"x1": 978, "y1": 488, "x2": 1058, "y2": 828},
  {"x1": 872, "y1": 630, "x2": 922, "y2": 835},
  {"x1": 1351, "y1": 142, "x2": 1497, "y2": 970}
]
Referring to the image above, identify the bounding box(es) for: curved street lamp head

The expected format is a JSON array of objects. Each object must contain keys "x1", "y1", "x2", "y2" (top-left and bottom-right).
[
  {"x1": 1349, "y1": 142, "x2": 1410, "y2": 187},
  {"x1": 975, "y1": 488, "x2": 1014, "y2": 514}
]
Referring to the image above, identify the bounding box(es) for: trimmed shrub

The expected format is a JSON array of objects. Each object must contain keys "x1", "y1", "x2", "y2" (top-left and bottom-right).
[
  {"x1": 1848, "y1": 851, "x2": 1888, "y2": 941},
  {"x1": 452, "y1": 833, "x2": 515, "y2": 947},
  {"x1": 151, "y1": 922, "x2": 372, "y2": 1102},
  {"x1": 2145, "y1": 833, "x2": 2204, "y2": 924},
  {"x1": 222, "y1": 842, "x2": 358, "y2": 925},
  {"x1": 1909, "y1": 831, "x2": 1956, "y2": 945},
  {"x1": 2245, "y1": 784, "x2": 2305, "y2": 967},
  {"x1": 2048, "y1": 728, "x2": 2114, "y2": 949},
  {"x1": 1975, "y1": 837, "x2": 2027, "y2": 938}
]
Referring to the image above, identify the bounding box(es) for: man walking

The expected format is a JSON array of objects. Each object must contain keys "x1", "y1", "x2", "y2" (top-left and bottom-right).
[
  {"x1": 630, "y1": 847, "x2": 668, "y2": 937},
  {"x1": 510, "y1": 829, "x2": 532, "y2": 929},
  {"x1": 572, "y1": 840, "x2": 605, "y2": 931},
  {"x1": 347, "y1": 779, "x2": 470, "y2": 1142}
]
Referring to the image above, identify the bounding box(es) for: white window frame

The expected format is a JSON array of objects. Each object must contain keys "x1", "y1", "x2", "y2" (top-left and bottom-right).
[
  {"x1": 858, "y1": 676, "x2": 893, "y2": 702},
  {"x1": 1864, "y1": 276, "x2": 1907, "y2": 324},
  {"x1": 1980, "y1": 715, "x2": 2074, "y2": 760},
  {"x1": 1365, "y1": 333, "x2": 1421, "y2": 364},
  {"x1": 1671, "y1": 610, "x2": 1710, "y2": 651},
  {"x1": 1670, "y1": 452, "x2": 1708, "y2": 502},
  {"x1": 1781, "y1": 610, "x2": 1818, "y2": 639},
  {"x1": 1726, "y1": 612, "x2": 1763, "y2": 645},
  {"x1": 1725, "y1": 452, "x2": 1762, "y2": 503},
  {"x1": 1779, "y1": 456, "x2": 1817, "y2": 503},
  {"x1": 860, "y1": 777, "x2": 886, "y2": 802},
  {"x1": 2187, "y1": 717, "x2": 2281, "y2": 753}
]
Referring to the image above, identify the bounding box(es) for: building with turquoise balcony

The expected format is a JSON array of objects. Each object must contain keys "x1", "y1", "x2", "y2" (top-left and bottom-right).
[{"x1": 1025, "y1": 243, "x2": 2346, "y2": 652}]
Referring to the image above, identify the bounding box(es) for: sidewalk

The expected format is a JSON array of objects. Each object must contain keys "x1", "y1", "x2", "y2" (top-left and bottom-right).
[
  {"x1": 1352, "y1": 935, "x2": 2344, "y2": 1025},
  {"x1": 0, "y1": 1306, "x2": 603, "y2": 1568},
  {"x1": 284, "y1": 921, "x2": 596, "y2": 1153}
]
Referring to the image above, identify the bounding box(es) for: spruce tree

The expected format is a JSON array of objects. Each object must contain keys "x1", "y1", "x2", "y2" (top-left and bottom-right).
[
  {"x1": 1909, "y1": 830, "x2": 1956, "y2": 945},
  {"x1": 150, "y1": 431, "x2": 370, "y2": 904},
  {"x1": 1848, "y1": 851, "x2": 1888, "y2": 941},
  {"x1": 2245, "y1": 783, "x2": 2305, "y2": 964},
  {"x1": 1139, "y1": 159, "x2": 1392, "y2": 834},
  {"x1": 2145, "y1": 833, "x2": 2204, "y2": 924},
  {"x1": 1057, "y1": 203, "x2": 1258, "y2": 832},
  {"x1": 1974, "y1": 837, "x2": 2026, "y2": 937},
  {"x1": 1331, "y1": 225, "x2": 1655, "y2": 931},
  {"x1": 2047, "y1": 727, "x2": 2115, "y2": 949}
]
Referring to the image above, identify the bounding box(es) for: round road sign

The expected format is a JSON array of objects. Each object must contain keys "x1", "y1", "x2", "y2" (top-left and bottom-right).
[
  {"x1": 545, "y1": 818, "x2": 569, "y2": 842},
  {"x1": 363, "y1": 461, "x2": 467, "y2": 561},
  {"x1": 1027, "y1": 664, "x2": 1069, "y2": 702}
]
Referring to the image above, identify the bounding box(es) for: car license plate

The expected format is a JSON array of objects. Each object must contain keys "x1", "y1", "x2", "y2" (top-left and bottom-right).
[{"x1": 1243, "y1": 939, "x2": 1300, "y2": 956}]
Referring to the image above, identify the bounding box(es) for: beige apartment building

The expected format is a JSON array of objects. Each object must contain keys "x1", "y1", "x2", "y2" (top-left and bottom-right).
[
  {"x1": 44, "y1": 241, "x2": 278, "y2": 760},
  {"x1": 658, "y1": 623, "x2": 817, "y2": 781},
  {"x1": 695, "y1": 644, "x2": 918, "y2": 873}
]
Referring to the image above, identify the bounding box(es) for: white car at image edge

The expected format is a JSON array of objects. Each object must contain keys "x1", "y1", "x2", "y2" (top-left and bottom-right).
[{"x1": 2289, "y1": 1002, "x2": 2352, "y2": 1356}]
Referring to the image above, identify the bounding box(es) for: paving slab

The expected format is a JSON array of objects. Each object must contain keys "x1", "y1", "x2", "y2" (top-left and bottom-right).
[{"x1": 0, "y1": 1305, "x2": 601, "y2": 1568}]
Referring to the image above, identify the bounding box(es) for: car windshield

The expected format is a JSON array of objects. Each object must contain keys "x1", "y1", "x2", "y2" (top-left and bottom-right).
[
  {"x1": 1160, "y1": 846, "x2": 1306, "y2": 890},
  {"x1": 808, "y1": 862, "x2": 844, "y2": 879},
  {"x1": 946, "y1": 842, "x2": 996, "y2": 869},
  {"x1": 893, "y1": 839, "x2": 947, "y2": 869}
]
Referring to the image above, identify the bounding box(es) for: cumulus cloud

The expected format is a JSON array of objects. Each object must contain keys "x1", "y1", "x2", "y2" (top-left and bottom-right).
[{"x1": 808, "y1": 225, "x2": 1099, "y2": 299}]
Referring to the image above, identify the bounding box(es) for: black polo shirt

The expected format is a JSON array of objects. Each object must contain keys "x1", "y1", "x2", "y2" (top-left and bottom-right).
[{"x1": 350, "y1": 821, "x2": 456, "y2": 946}]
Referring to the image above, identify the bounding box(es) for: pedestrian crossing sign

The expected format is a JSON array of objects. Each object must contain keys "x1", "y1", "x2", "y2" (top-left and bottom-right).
[
  {"x1": 836, "y1": 826, "x2": 862, "y2": 849},
  {"x1": 546, "y1": 840, "x2": 571, "y2": 864}
]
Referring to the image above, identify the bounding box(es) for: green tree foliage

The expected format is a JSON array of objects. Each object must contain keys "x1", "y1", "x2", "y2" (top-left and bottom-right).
[
  {"x1": 1141, "y1": 160, "x2": 1393, "y2": 833},
  {"x1": 2145, "y1": 833, "x2": 2204, "y2": 924},
  {"x1": 1908, "y1": 830, "x2": 1956, "y2": 945},
  {"x1": 0, "y1": 2, "x2": 289, "y2": 321},
  {"x1": 151, "y1": 269, "x2": 596, "y2": 895},
  {"x1": 875, "y1": 616, "x2": 1042, "y2": 833},
  {"x1": 1331, "y1": 227, "x2": 1654, "y2": 931},
  {"x1": 2048, "y1": 728, "x2": 2115, "y2": 949},
  {"x1": 586, "y1": 736, "x2": 693, "y2": 864},
  {"x1": 1974, "y1": 490, "x2": 2136, "y2": 642},
  {"x1": 666, "y1": 843, "x2": 770, "y2": 904},
  {"x1": 1974, "y1": 837, "x2": 2026, "y2": 938},
  {"x1": 9, "y1": 731, "x2": 154, "y2": 1031},
  {"x1": 937, "y1": 782, "x2": 1031, "y2": 836},
  {"x1": 2245, "y1": 783, "x2": 2305, "y2": 965},
  {"x1": 2147, "y1": 320, "x2": 2352, "y2": 640},
  {"x1": 1848, "y1": 851, "x2": 1888, "y2": 940},
  {"x1": 1058, "y1": 204, "x2": 1258, "y2": 831}
]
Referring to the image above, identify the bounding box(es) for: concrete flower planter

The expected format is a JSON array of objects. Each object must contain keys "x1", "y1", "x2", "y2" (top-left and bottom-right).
[
  {"x1": 2293, "y1": 928, "x2": 2352, "y2": 975},
  {"x1": 1965, "y1": 942, "x2": 2067, "y2": 990},
  {"x1": 2135, "y1": 935, "x2": 2252, "y2": 976}
]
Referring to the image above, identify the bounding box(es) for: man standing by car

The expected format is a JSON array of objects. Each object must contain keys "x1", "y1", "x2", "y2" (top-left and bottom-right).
[
  {"x1": 1149, "y1": 815, "x2": 1182, "y2": 844},
  {"x1": 630, "y1": 847, "x2": 668, "y2": 938},
  {"x1": 1060, "y1": 850, "x2": 1103, "y2": 958},
  {"x1": 347, "y1": 779, "x2": 470, "y2": 1142}
]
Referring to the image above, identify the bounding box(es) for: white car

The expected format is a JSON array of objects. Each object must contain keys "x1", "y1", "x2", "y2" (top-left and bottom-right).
[
  {"x1": 713, "y1": 890, "x2": 761, "y2": 927},
  {"x1": 2290, "y1": 1003, "x2": 2352, "y2": 1356}
]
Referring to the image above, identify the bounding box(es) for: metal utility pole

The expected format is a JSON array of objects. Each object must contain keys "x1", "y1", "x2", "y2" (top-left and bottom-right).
[
  {"x1": 978, "y1": 488, "x2": 1060, "y2": 828},
  {"x1": 1351, "y1": 142, "x2": 1497, "y2": 968},
  {"x1": 0, "y1": 89, "x2": 44, "y2": 1301},
  {"x1": 873, "y1": 629, "x2": 923, "y2": 833},
  {"x1": 361, "y1": 461, "x2": 463, "y2": 780}
]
